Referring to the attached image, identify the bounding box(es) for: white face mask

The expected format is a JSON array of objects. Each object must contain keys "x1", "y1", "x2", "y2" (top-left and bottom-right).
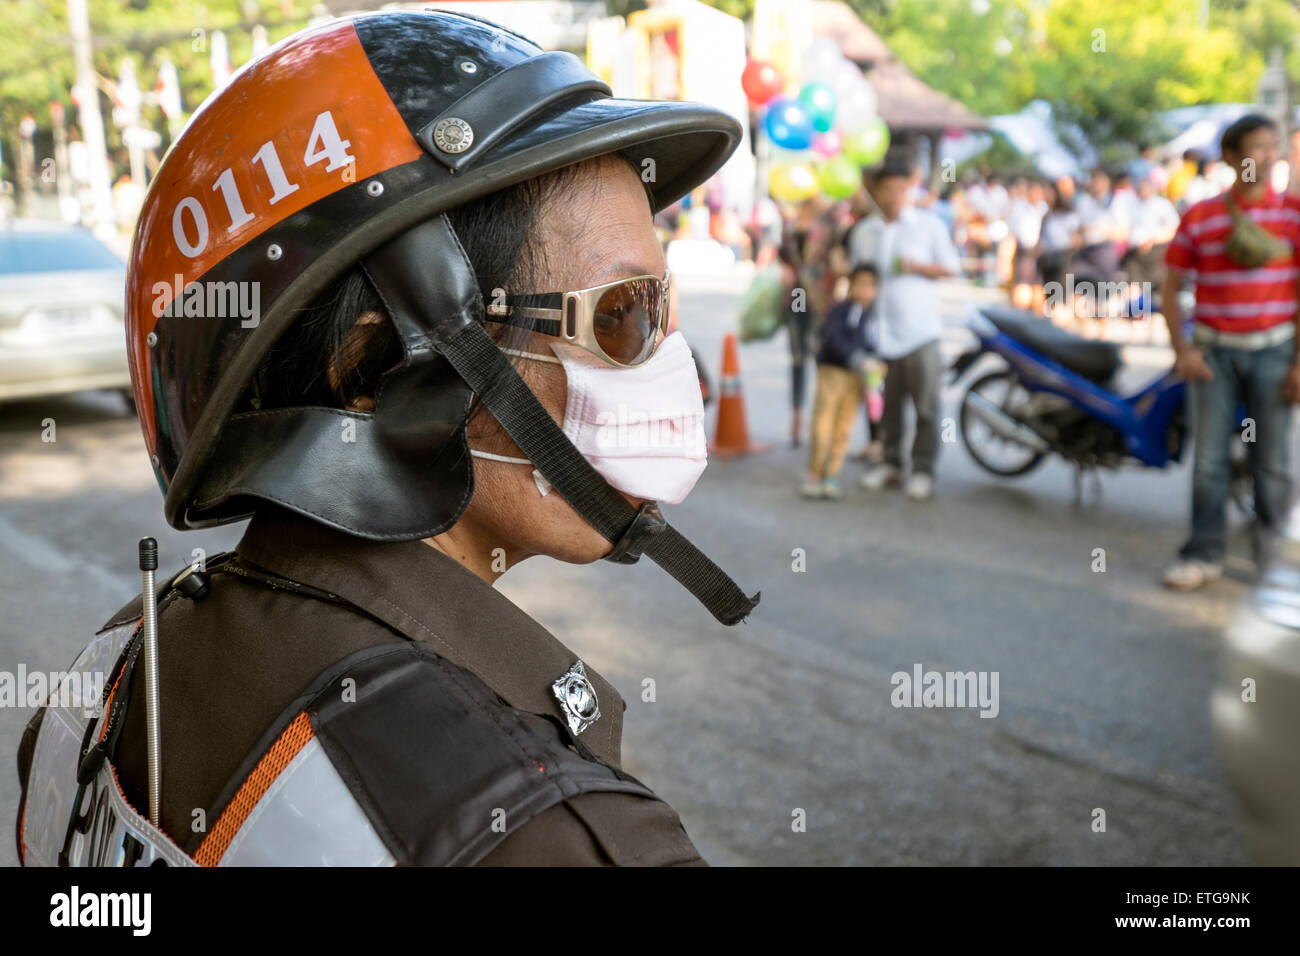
[{"x1": 470, "y1": 331, "x2": 708, "y2": 504}]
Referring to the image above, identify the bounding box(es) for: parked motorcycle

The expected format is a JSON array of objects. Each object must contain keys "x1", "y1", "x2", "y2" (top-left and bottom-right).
[{"x1": 949, "y1": 305, "x2": 1252, "y2": 512}]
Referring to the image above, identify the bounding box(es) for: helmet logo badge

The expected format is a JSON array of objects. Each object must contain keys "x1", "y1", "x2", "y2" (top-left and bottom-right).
[
  {"x1": 432, "y1": 117, "x2": 473, "y2": 154},
  {"x1": 552, "y1": 660, "x2": 600, "y2": 736}
]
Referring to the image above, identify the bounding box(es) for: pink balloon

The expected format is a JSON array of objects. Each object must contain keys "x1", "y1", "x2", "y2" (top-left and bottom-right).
[{"x1": 811, "y1": 129, "x2": 843, "y2": 157}]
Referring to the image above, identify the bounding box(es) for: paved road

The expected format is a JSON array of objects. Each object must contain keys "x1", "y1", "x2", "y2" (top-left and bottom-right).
[{"x1": 0, "y1": 273, "x2": 1267, "y2": 865}]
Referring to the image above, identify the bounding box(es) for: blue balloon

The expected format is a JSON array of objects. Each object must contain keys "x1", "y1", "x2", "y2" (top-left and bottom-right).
[{"x1": 763, "y1": 97, "x2": 814, "y2": 151}]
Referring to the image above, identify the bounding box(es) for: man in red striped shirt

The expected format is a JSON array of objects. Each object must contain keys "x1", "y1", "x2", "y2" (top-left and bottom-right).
[{"x1": 1161, "y1": 114, "x2": 1300, "y2": 590}]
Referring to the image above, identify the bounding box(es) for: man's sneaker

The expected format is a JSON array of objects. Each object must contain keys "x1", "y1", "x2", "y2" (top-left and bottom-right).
[
  {"x1": 800, "y1": 477, "x2": 824, "y2": 499},
  {"x1": 904, "y1": 472, "x2": 935, "y2": 501},
  {"x1": 1161, "y1": 559, "x2": 1223, "y2": 591},
  {"x1": 861, "y1": 464, "x2": 900, "y2": 491},
  {"x1": 821, "y1": 476, "x2": 843, "y2": 500}
]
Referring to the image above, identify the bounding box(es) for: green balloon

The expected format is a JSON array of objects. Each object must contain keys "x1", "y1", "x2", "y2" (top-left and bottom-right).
[
  {"x1": 818, "y1": 156, "x2": 860, "y2": 199},
  {"x1": 843, "y1": 118, "x2": 890, "y2": 167}
]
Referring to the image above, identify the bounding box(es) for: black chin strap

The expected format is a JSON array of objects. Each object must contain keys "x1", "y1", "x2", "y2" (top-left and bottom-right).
[
  {"x1": 364, "y1": 215, "x2": 759, "y2": 626},
  {"x1": 441, "y1": 318, "x2": 759, "y2": 624}
]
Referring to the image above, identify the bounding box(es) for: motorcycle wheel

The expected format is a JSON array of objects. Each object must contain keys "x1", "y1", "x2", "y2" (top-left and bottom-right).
[{"x1": 959, "y1": 370, "x2": 1048, "y2": 478}]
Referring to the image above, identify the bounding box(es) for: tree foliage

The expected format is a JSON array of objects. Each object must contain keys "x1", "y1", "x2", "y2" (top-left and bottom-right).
[
  {"x1": 0, "y1": 0, "x2": 310, "y2": 181},
  {"x1": 692, "y1": 0, "x2": 1299, "y2": 154},
  {"x1": 4, "y1": 0, "x2": 1297, "y2": 182},
  {"x1": 859, "y1": 0, "x2": 1293, "y2": 149}
]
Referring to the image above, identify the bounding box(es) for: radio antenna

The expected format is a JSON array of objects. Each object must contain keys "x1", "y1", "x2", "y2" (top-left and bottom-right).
[{"x1": 138, "y1": 538, "x2": 162, "y2": 827}]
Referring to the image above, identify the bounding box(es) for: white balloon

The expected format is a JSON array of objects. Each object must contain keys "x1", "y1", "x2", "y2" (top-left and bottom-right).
[
  {"x1": 828, "y1": 61, "x2": 864, "y2": 97},
  {"x1": 837, "y1": 81, "x2": 878, "y2": 133},
  {"x1": 801, "y1": 37, "x2": 844, "y2": 83}
]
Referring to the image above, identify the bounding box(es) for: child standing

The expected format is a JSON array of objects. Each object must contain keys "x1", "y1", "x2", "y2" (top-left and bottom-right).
[{"x1": 803, "y1": 264, "x2": 880, "y2": 499}]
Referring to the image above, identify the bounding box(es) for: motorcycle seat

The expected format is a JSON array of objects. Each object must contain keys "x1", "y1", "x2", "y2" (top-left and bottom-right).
[{"x1": 978, "y1": 306, "x2": 1121, "y2": 383}]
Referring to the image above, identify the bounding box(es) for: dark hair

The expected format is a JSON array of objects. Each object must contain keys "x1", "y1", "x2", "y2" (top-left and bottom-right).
[
  {"x1": 1048, "y1": 182, "x2": 1072, "y2": 212},
  {"x1": 850, "y1": 263, "x2": 879, "y2": 283},
  {"x1": 872, "y1": 157, "x2": 913, "y2": 184},
  {"x1": 1220, "y1": 113, "x2": 1277, "y2": 157},
  {"x1": 248, "y1": 159, "x2": 605, "y2": 418}
]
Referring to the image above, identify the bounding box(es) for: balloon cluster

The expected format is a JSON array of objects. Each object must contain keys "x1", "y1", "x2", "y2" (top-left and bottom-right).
[{"x1": 743, "y1": 38, "x2": 890, "y2": 203}]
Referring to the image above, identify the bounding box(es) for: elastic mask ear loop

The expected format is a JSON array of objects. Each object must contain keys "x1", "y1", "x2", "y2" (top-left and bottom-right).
[
  {"x1": 499, "y1": 346, "x2": 562, "y2": 364},
  {"x1": 474, "y1": 345, "x2": 562, "y2": 496},
  {"x1": 469, "y1": 449, "x2": 553, "y2": 497}
]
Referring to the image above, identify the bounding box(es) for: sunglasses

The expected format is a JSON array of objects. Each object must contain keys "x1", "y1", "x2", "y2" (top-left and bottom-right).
[{"x1": 484, "y1": 271, "x2": 671, "y2": 367}]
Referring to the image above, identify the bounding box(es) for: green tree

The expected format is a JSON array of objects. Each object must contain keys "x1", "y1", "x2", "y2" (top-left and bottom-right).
[
  {"x1": 0, "y1": 1, "x2": 311, "y2": 185},
  {"x1": 1031, "y1": 0, "x2": 1257, "y2": 145},
  {"x1": 858, "y1": 0, "x2": 1037, "y2": 118},
  {"x1": 699, "y1": 0, "x2": 1300, "y2": 155},
  {"x1": 858, "y1": 0, "x2": 1296, "y2": 152}
]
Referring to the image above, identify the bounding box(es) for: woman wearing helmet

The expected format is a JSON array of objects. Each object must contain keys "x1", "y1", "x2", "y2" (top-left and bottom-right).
[{"x1": 16, "y1": 10, "x2": 757, "y2": 867}]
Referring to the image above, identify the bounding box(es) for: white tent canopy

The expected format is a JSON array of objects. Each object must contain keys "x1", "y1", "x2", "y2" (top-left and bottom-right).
[{"x1": 942, "y1": 100, "x2": 1094, "y2": 179}]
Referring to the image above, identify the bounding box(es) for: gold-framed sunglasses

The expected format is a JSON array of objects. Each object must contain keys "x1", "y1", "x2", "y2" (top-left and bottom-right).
[{"x1": 483, "y1": 271, "x2": 671, "y2": 367}]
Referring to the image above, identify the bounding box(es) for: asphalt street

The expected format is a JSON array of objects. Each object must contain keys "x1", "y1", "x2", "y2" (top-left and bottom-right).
[{"x1": 0, "y1": 270, "x2": 1269, "y2": 866}]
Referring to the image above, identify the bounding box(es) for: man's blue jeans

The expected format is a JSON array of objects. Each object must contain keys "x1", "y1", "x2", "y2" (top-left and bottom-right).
[{"x1": 1181, "y1": 338, "x2": 1295, "y2": 564}]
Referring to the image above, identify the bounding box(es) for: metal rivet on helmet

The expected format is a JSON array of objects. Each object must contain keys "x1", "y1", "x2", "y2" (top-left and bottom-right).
[
  {"x1": 432, "y1": 117, "x2": 474, "y2": 154},
  {"x1": 457, "y1": 59, "x2": 477, "y2": 74},
  {"x1": 146, "y1": 332, "x2": 158, "y2": 347},
  {"x1": 366, "y1": 180, "x2": 385, "y2": 197},
  {"x1": 266, "y1": 244, "x2": 283, "y2": 261}
]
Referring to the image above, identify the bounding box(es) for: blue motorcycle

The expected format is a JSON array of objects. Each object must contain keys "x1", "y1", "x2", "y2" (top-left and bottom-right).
[{"x1": 950, "y1": 305, "x2": 1251, "y2": 511}]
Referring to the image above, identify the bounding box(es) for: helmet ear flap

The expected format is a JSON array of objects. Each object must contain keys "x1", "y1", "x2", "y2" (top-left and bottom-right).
[{"x1": 189, "y1": 215, "x2": 485, "y2": 539}]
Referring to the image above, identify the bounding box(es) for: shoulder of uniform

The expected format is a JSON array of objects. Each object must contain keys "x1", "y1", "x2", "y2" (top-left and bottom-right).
[
  {"x1": 478, "y1": 791, "x2": 706, "y2": 867},
  {"x1": 199, "y1": 640, "x2": 660, "y2": 866},
  {"x1": 98, "y1": 592, "x2": 145, "y2": 633},
  {"x1": 97, "y1": 549, "x2": 360, "y2": 634}
]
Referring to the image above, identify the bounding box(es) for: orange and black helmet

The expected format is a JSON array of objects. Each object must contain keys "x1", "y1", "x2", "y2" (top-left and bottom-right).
[{"x1": 126, "y1": 9, "x2": 758, "y2": 625}]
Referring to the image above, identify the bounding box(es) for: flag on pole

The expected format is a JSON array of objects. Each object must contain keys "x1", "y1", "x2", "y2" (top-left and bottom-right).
[
  {"x1": 155, "y1": 57, "x2": 182, "y2": 122},
  {"x1": 211, "y1": 30, "x2": 231, "y2": 88}
]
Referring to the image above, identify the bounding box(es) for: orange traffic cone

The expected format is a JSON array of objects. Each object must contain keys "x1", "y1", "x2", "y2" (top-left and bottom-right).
[{"x1": 710, "y1": 332, "x2": 769, "y2": 459}]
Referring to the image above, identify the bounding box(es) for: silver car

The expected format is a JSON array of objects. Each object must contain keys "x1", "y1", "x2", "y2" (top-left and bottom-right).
[
  {"x1": 1213, "y1": 508, "x2": 1300, "y2": 864},
  {"x1": 0, "y1": 221, "x2": 129, "y2": 402}
]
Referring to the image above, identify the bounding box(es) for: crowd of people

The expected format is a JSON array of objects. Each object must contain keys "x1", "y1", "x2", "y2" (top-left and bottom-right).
[
  {"x1": 756, "y1": 159, "x2": 963, "y2": 502},
  {"x1": 757, "y1": 115, "x2": 1298, "y2": 597},
  {"x1": 943, "y1": 151, "x2": 1231, "y2": 336},
  {"x1": 653, "y1": 119, "x2": 1297, "y2": 597}
]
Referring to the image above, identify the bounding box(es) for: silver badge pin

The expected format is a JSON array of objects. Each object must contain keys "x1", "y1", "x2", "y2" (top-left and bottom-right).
[{"x1": 552, "y1": 660, "x2": 600, "y2": 736}]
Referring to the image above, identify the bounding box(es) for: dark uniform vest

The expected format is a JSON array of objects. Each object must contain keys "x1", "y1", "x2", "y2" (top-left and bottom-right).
[{"x1": 17, "y1": 510, "x2": 702, "y2": 866}]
